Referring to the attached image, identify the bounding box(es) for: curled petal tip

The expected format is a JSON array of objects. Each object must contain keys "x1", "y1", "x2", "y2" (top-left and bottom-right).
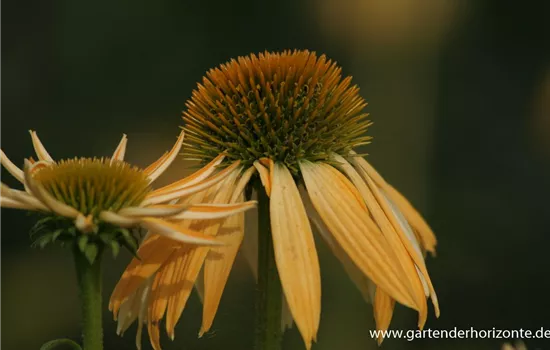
[
  {"x1": 0, "y1": 149, "x2": 25, "y2": 183},
  {"x1": 28, "y1": 130, "x2": 54, "y2": 162}
]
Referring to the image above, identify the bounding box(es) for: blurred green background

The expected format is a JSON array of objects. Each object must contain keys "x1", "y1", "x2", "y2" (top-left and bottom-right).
[{"x1": 2, "y1": 0, "x2": 549, "y2": 349}]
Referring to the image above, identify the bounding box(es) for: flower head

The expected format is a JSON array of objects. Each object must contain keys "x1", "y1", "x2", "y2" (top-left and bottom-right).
[
  {"x1": 112, "y1": 50, "x2": 439, "y2": 349},
  {"x1": 1, "y1": 130, "x2": 256, "y2": 261},
  {"x1": 182, "y1": 50, "x2": 371, "y2": 172}
]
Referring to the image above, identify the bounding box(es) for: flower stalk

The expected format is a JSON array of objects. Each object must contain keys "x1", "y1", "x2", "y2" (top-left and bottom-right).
[
  {"x1": 73, "y1": 243, "x2": 104, "y2": 350},
  {"x1": 255, "y1": 184, "x2": 283, "y2": 350}
]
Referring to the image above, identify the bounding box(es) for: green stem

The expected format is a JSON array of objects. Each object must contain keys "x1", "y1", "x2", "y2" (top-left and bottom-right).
[
  {"x1": 73, "y1": 244, "x2": 104, "y2": 350},
  {"x1": 255, "y1": 185, "x2": 283, "y2": 350}
]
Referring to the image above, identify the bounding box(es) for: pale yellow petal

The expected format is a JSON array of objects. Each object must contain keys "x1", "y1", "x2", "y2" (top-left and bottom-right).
[
  {"x1": 142, "y1": 161, "x2": 241, "y2": 206},
  {"x1": 349, "y1": 154, "x2": 440, "y2": 316},
  {"x1": 148, "y1": 252, "x2": 181, "y2": 339},
  {"x1": 230, "y1": 166, "x2": 256, "y2": 203},
  {"x1": 135, "y1": 279, "x2": 152, "y2": 350},
  {"x1": 143, "y1": 151, "x2": 168, "y2": 176},
  {"x1": 164, "y1": 247, "x2": 209, "y2": 340},
  {"x1": 300, "y1": 187, "x2": 376, "y2": 304},
  {"x1": 171, "y1": 201, "x2": 256, "y2": 220},
  {"x1": 378, "y1": 188, "x2": 440, "y2": 316},
  {"x1": 332, "y1": 154, "x2": 427, "y2": 325},
  {"x1": 116, "y1": 276, "x2": 152, "y2": 336},
  {"x1": 29, "y1": 130, "x2": 54, "y2": 162},
  {"x1": 271, "y1": 163, "x2": 321, "y2": 349},
  {"x1": 350, "y1": 153, "x2": 437, "y2": 254},
  {"x1": 145, "y1": 130, "x2": 185, "y2": 183},
  {"x1": 0, "y1": 194, "x2": 35, "y2": 210},
  {"x1": 384, "y1": 184, "x2": 438, "y2": 254},
  {"x1": 194, "y1": 168, "x2": 241, "y2": 334},
  {"x1": 119, "y1": 204, "x2": 189, "y2": 218},
  {"x1": 111, "y1": 134, "x2": 128, "y2": 163},
  {"x1": 140, "y1": 217, "x2": 223, "y2": 246},
  {"x1": 99, "y1": 210, "x2": 140, "y2": 227},
  {"x1": 299, "y1": 161, "x2": 417, "y2": 310},
  {"x1": 148, "y1": 154, "x2": 225, "y2": 195},
  {"x1": 110, "y1": 234, "x2": 180, "y2": 315},
  {"x1": 200, "y1": 196, "x2": 245, "y2": 335},
  {"x1": 0, "y1": 150, "x2": 24, "y2": 183},
  {"x1": 373, "y1": 288, "x2": 395, "y2": 345},
  {"x1": 1, "y1": 182, "x2": 49, "y2": 212}
]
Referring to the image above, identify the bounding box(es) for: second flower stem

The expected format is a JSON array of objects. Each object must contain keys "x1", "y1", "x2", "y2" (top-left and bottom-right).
[{"x1": 255, "y1": 185, "x2": 283, "y2": 350}]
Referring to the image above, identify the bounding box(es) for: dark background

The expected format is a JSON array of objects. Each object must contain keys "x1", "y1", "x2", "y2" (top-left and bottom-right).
[{"x1": 2, "y1": 0, "x2": 550, "y2": 349}]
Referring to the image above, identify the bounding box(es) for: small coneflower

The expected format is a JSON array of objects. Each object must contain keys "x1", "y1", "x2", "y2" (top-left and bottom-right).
[
  {"x1": 0, "y1": 130, "x2": 255, "y2": 350},
  {"x1": 111, "y1": 50, "x2": 440, "y2": 350}
]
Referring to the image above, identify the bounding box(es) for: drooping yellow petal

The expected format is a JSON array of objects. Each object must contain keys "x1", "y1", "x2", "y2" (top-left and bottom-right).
[
  {"x1": 135, "y1": 280, "x2": 151, "y2": 350},
  {"x1": 29, "y1": 130, "x2": 54, "y2": 162},
  {"x1": 349, "y1": 154, "x2": 440, "y2": 316},
  {"x1": 111, "y1": 134, "x2": 128, "y2": 163},
  {"x1": 299, "y1": 161, "x2": 417, "y2": 310},
  {"x1": 165, "y1": 171, "x2": 241, "y2": 339},
  {"x1": 144, "y1": 130, "x2": 185, "y2": 183},
  {"x1": 143, "y1": 161, "x2": 241, "y2": 206},
  {"x1": 300, "y1": 187, "x2": 375, "y2": 304},
  {"x1": 147, "y1": 250, "x2": 187, "y2": 349},
  {"x1": 0, "y1": 150, "x2": 24, "y2": 183},
  {"x1": 116, "y1": 276, "x2": 153, "y2": 336},
  {"x1": 200, "y1": 169, "x2": 242, "y2": 334},
  {"x1": 200, "y1": 207, "x2": 244, "y2": 335},
  {"x1": 384, "y1": 184, "x2": 438, "y2": 255},
  {"x1": 378, "y1": 188, "x2": 440, "y2": 317},
  {"x1": 110, "y1": 234, "x2": 180, "y2": 315},
  {"x1": 164, "y1": 247, "x2": 210, "y2": 340},
  {"x1": 270, "y1": 163, "x2": 321, "y2": 349},
  {"x1": 373, "y1": 288, "x2": 395, "y2": 345},
  {"x1": 332, "y1": 154, "x2": 427, "y2": 326},
  {"x1": 350, "y1": 154, "x2": 437, "y2": 254}
]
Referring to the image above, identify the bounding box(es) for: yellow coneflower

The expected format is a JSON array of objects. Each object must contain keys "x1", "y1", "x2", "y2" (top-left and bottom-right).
[
  {"x1": 0, "y1": 130, "x2": 255, "y2": 349},
  {"x1": 1, "y1": 130, "x2": 255, "y2": 251},
  {"x1": 111, "y1": 50, "x2": 440, "y2": 350}
]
